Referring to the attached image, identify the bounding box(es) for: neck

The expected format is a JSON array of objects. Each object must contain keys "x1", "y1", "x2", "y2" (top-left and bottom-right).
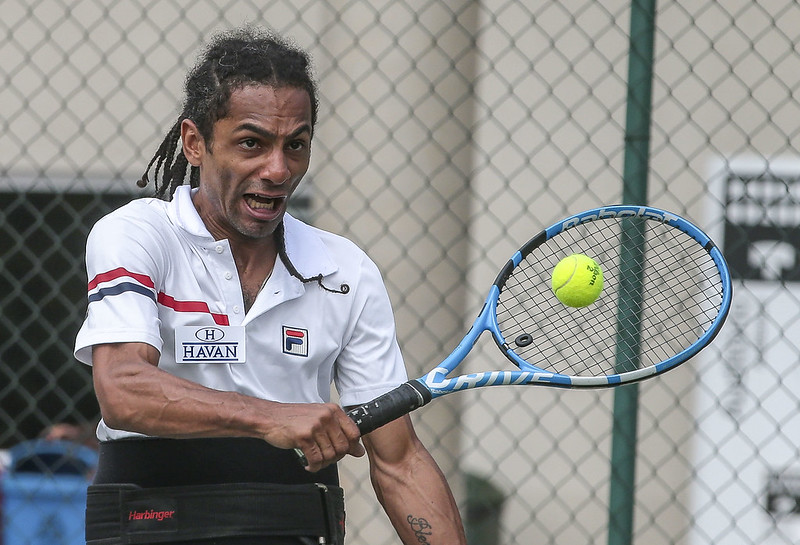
[{"x1": 235, "y1": 244, "x2": 278, "y2": 313}]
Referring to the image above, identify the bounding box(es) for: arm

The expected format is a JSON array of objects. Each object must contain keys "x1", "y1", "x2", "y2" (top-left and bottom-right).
[
  {"x1": 362, "y1": 415, "x2": 467, "y2": 545},
  {"x1": 92, "y1": 342, "x2": 364, "y2": 471}
]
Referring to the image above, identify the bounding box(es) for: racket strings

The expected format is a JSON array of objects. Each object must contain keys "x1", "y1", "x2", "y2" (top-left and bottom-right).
[
  {"x1": 634, "y1": 228, "x2": 723, "y2": 364},
  {"x1": 495, "y1": 217, "x2": 725, "y2": 379}
]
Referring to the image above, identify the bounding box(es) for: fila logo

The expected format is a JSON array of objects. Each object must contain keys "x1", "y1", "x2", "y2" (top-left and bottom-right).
[{"x1": 283, "y1": 326, "x2": 309, "y2": 357}]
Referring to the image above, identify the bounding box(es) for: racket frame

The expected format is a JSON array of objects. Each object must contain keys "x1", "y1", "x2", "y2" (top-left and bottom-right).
[
  {"x1": 417, "y1": 205, "x2": 732, "y2": 395},
  {"x1": 295, "y1": 204, "x2": 732, "y2": 443}
]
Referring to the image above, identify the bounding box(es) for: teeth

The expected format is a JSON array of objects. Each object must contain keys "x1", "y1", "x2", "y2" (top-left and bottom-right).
[{"x1": 245, "y1": 196, "x2": 275, "y2": 210}]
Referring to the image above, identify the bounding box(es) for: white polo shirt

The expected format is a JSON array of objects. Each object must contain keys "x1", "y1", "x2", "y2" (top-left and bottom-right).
[{"x1": 75, "y1": 185, "x2": 407, "y2": 441}]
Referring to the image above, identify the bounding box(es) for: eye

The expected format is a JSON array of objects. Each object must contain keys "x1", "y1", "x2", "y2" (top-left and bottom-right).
[
  {"x1": 240, "y1": 138, "x2": 259, "y2": 150},
  {"x1": 287, "y1": 139, "x2": 308, "y2": 153}
]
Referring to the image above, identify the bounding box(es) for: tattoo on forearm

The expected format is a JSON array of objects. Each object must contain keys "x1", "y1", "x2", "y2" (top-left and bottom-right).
[{"x1": 407, "y1": 515, "x2": 433, "y2": 544}]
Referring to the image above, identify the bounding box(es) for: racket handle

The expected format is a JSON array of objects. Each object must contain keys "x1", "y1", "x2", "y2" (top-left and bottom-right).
[
  {"x1": 346, "y1": 380, "x2": 432, "y2": 435},
  {"x1": 293, "y1": 380, "x2": 432, "y2": 466}
]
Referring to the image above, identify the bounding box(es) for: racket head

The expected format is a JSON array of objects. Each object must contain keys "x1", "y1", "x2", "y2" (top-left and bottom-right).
[
  {"x1": 489, "y1": 205, "x2": 732, "y2": 387},
  {"x1": 337, "y1": 205, "x2": 732, "y2": 437}
]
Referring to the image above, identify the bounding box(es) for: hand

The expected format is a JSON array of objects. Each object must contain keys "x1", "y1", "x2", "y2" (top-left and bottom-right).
[{"x1": 263, "y1": 402, "x2": 365, "y2": 472}]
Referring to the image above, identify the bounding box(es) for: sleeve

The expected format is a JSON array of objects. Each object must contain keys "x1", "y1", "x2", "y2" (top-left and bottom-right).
[
  {"x1": 333, "y1": 254, "x2": 409, "y2": 407},
  {"x1": 74, "y1": 207, "x2": 165, "y2": 365}
]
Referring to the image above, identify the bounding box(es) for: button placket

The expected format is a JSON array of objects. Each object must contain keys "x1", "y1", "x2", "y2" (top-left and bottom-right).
[{"x1": 205, "y1": 241, "x2": 242, "y2": 320}]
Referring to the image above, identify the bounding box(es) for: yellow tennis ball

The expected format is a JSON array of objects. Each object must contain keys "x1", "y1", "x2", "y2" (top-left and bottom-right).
[{"x1": 551, "y1": 253, "x2": 604, "y2": 307}]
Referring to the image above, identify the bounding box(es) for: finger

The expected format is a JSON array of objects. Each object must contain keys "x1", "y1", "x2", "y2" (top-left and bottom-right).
[
  {"x1": 348, "y1": 440, "x2": 366, "y2": 458},
  {"x1": 298, "y1": 443, "x2": 325, "y2": 472},
  {"x1": 294, "y1": 448, "x2": 309, "y2": 468},
  {"x1": 297, "y1": 435, "x2": 342, "y2": 472},
  {"x1": 325, "y1": 408, "x2": 364, "y2": 458},
  {"x1": 318, "y1": 438, "x2": 339, "y2": 462},
  {"x1": 294, "y1": 437, "x2": 363, "y2": 471}
]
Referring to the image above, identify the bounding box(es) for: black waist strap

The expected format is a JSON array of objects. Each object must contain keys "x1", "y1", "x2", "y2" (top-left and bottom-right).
[
  {"x1": 92, "y1": 437, "x2": 338, "y2": 487},
  {"x1": 86, "y1": 482, "x2": 345, "y2": 544}
]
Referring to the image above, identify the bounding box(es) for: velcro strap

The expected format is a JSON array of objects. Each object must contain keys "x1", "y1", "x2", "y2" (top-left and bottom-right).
[{"x1": 86, "y1": 482, "x2": 344, "y2": 544}]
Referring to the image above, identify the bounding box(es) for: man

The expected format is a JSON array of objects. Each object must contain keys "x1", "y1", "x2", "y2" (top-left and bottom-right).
[{"x1": 75, "y1": 26, "x2": 466, "y2": 545}]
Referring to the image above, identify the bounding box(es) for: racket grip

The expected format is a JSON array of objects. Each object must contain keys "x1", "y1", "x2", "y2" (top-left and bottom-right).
[
  {"x1": 346, "y1": 380, "x2": 432, "y2": 435},
  {"x1": 293, "y1": 380, "x2": 432, "y2": 466}
]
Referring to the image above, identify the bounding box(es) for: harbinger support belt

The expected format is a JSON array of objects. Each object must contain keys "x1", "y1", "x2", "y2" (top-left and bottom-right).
[
  {"x1": 92, "y1": 437, "x2": 339, "y2": 487},
  {"x1": 85, "y1": 482, "x2": 345, "y2": 544},
  {"x1": 87, "y1": 438, "x2": 344, "y2": 544}
]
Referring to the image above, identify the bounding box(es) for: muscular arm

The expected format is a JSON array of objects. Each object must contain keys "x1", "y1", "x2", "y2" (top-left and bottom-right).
[
  {"x1": 91, "y1": 342, "x2": 363, "y2": 471},
  {"x1": 362, "y1": 416, "x2": 467, "y2": 545}
]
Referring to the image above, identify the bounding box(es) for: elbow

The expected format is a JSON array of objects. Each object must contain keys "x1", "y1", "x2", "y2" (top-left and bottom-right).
[
  {"x1": 91, "y1": 342, "x2": 161, "y2": 433},
  {"x1": 94, "y1": 375, "x2": 139, "y2": 431},
  {"x1": 92, "y1": 363, "x2": 151, "y2": 432}
]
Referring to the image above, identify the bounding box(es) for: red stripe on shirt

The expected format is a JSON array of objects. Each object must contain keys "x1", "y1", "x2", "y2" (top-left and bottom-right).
[
  {"x1": 157, "y1": 292, "x2": 230, "y2": 326},
  {"x1": 89, "y1": 267, "x2": 230, "y2": 326},
  {"x1": 88, "y1": 267, "x2": 156, "y2": 291}
]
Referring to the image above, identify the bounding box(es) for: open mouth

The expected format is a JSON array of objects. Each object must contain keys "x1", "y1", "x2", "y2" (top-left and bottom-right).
[{"x1": 244, "y1": 194, "x2": 283, "y2": 211}]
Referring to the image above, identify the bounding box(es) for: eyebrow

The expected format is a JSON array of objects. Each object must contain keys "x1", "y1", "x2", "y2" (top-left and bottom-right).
[{"x1": 233, "y1": 122, "x2": 311, "y2": 140}]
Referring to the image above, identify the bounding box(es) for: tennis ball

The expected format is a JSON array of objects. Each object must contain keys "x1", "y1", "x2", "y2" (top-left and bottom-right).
[{"x1": 551, "y1": 253, "x2": 604, "y2": 307}]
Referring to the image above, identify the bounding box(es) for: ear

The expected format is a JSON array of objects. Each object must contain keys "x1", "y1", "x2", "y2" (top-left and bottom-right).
[{"x1": 181, "y1": 119, "x2": 205, "y2": 167}]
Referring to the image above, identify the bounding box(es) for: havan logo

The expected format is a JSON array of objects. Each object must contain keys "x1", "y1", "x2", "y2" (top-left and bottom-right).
[
  {"x1": 195, "y1": 327, "x2": 225, "y2": 342},
  {"x1": 283, "y1": 326, "x2": 309, "y2": 357},
  {"x1": 176, "y1": 325, "x2": 246, "y2": 364},
  {"x1": 184, "y1": 327, "x2": 236, "y2": 361}
]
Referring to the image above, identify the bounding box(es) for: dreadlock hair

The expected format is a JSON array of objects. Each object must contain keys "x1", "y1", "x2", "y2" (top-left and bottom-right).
[
  {"x1": 274, "y1": 222, "x2": 350, "y2": 295},
  {"x1": 137, "y1": 26, "x2": 319, "y2": 199},
  {"x1": 137, "y1": 27, "x2": 346, "y2": 294}
]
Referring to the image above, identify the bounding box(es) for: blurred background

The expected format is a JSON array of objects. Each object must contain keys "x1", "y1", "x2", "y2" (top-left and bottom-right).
[{"x1": 1, "y1": 0, "x2": 799, "y2": 544}]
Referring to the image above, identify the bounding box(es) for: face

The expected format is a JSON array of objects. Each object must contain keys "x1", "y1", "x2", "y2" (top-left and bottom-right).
[{"x1": 183, "y1": 85, "x2": 313, "y2": 243}]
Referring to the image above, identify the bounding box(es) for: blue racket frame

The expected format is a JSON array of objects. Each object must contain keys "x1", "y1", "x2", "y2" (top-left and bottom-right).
[
  {"x1": 318, "y1": 204, "x2": 734, "y2": 439},
  {"x1": 417, "y1": 205, "x2": 732, "y2": 394}
]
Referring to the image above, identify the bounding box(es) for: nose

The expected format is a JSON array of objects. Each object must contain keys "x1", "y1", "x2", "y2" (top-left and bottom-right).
[{"x1": 259, "y1": 149, "x2": 291, "y2": 184}]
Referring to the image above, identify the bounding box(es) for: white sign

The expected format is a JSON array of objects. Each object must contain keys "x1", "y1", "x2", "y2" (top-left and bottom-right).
[
  {"x1": 175, "y1": 325, "x2": 247, "y2": 364},
  {"x1": 691, "y1": 159, "x2": 800, "y2": 544}
]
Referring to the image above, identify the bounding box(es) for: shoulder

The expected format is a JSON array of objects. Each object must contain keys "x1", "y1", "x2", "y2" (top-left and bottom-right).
[
  {"x1": 282, "y1": 215, "x2": 388, "y2": 298},
  {"x1": 88, "y1": 197, "x2": 183, "y2": 248},
  {"x1": 92, "y1": 197, "x2": 171, "y2": 232},
  {"x1": 283, "y1": 215, "x2": 374, "y2": 273},
  {"x1": 86, "y1": 197, "x2": 176, "y2": 267},
  {"x1": 284, "y1": 214, "x2": 362, "y2": 251}
]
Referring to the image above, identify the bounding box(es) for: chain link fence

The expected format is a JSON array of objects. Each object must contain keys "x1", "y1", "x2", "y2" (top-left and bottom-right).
[{"x1": 1, "y1": 1, "x2": 799, "y2": 544}]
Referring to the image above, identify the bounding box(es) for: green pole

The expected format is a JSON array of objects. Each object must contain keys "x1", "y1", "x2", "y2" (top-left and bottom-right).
[{"x1": 607, "y1": 1, "x2": 657, "y2": 545}]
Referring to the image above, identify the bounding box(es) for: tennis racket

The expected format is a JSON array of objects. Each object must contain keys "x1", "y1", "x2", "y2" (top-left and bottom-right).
[{"x1": 325, "y1": 206, "x2": 732, "y2": 442}]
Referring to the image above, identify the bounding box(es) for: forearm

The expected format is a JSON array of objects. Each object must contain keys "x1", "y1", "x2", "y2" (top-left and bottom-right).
[
  {"x1": 93, "y1": 343, "x2": 270, "y2": 439},
  {"x1": 377, "y1": 467, "x2": 466, "y2": 545},
  {"x1": 90, "y1": 342, "x2": 364, "y2": 472},
  {"x1": 366, "y1": 424, "x2": 466, "y2": 545}
]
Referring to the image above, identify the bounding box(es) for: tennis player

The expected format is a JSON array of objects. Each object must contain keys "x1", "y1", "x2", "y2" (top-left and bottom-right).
[{"x1": 75, "y1": 26, "x2": 466, "y2": 545}]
